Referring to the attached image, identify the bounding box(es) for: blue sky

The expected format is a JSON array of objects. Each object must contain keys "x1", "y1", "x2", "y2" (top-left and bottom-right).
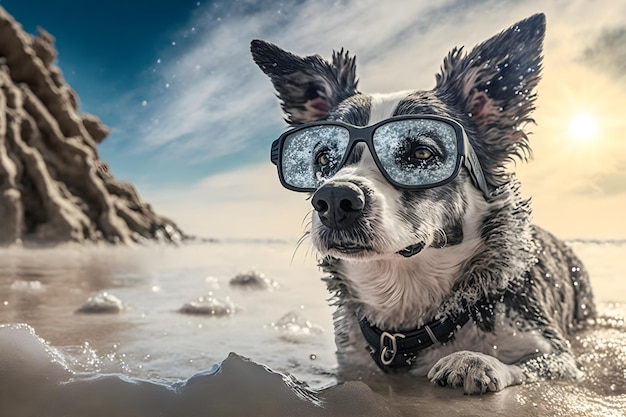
[
  {"x1": 2, "y1": 0, "x2": 280, "y2": 188},
  {"x1": 1, "y1": 0, "x2": 625, "y2": 239}
]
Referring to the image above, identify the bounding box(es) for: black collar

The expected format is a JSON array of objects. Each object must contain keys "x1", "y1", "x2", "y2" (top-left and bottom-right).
[{"x1": 358, "y1": 307, "x2": 472, "y2": 372}]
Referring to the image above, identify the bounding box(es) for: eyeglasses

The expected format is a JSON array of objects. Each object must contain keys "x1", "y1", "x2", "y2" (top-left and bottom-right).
[{"x1": 270, "y1": 115, "x2": 490, "y2": 198}]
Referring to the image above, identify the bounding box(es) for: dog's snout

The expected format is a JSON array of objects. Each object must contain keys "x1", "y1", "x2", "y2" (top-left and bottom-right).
[{"x1": 312, "y1": 182, "x2": 365, "y2": 230}]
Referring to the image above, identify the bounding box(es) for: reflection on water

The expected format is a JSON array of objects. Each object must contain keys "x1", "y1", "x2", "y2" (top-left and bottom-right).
[
  {"x1": 0, "y1": 242, "x2": 336, "y2": 382},
  {"x1": 0, "y1": 241, "x2": 625, "y2": 416}
]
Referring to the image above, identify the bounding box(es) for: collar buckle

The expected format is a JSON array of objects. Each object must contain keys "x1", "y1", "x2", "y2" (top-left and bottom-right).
[{"x1": 379, "y1": 331, "x2": 406, "y2": 366}]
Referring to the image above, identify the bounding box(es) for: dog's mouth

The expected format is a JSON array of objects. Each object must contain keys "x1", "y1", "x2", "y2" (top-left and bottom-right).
[
  {"x1": 397, "y1": 242, "x2": 425, "y2": 258},
  {"x1": 332, "y1": 244, "x2": 372, "y2": 255},
  {"x1": 323, "y1": 242, "x2": 426, "y2": 259}
]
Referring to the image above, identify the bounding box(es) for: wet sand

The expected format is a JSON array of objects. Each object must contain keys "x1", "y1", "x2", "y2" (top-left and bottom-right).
[{"x1": 0, "y1": 240, "x2": 624, "y2": 416}]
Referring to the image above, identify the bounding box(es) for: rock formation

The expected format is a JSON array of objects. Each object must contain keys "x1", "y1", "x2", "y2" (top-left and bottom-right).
[{"x1": 0, "y1": 7, "x2": 184, "y2": 245}]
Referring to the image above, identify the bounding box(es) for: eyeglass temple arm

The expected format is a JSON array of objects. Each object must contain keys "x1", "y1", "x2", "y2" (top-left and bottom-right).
[
  {"x1": 270, "y1": 140, "x2": 279, "y2": 165},
  {"x1": 462, "y1": 135, "x2": 491, "y2": 199}
]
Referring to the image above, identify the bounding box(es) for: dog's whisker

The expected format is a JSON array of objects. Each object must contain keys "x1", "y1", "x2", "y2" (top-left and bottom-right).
[
  {"x1": 291, "y1": 231, "x2": 311, "y2": 265},
  {"x1": 300, "y1": 210, "x2": 313, "y2": 229}
]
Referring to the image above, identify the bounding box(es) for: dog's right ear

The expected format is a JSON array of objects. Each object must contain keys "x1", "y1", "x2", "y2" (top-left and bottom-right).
[
  {"x1": 435, "y1": 14, "x2": 545, "y2": 186},
  {"x1": 251, "y1": 40, "x2": 358, "y2": 125}
]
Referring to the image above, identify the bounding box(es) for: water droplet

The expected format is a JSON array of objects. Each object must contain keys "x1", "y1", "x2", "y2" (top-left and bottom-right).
[
  {"x1": 310, "y1": 354, "x2": 317, "y2": 360},
  {"x1": 165, "y1": 83, "x2": 170, "y2": 88},
  {"x1": 141, "y1": 100, "x2": 148, "y2": 107},
  {"x1": 172, "y1": 41, "x2": 176, "y2": 46},
  {"x1": 157, "y1": 58, "x2": 161, "y2": 64}
]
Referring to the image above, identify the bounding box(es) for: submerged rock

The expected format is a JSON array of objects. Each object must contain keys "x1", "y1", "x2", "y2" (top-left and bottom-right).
[
  {"x1": 76, "y1": 292, "x2": 124, "y2": 314},
  {"x1": 0, "y1": 6, "x2": 184, "y2": 245},
  {"x1": 272, "y1": 311, "x2": 324, "y2": 343},
  {"x1": 229, "y1": 271, "x2": 278, "y2": 290},
  {"x1": 10, "y1": 280, "x2": 44, "y2": 292},
  {"x1": 178, "y1": 295, "x2": 237, "y2": 316}
]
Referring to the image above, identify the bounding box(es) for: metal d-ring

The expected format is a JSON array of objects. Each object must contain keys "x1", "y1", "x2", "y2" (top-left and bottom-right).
[{"x1": 380, "y1": 331, "x2": 406, "y2": 366}]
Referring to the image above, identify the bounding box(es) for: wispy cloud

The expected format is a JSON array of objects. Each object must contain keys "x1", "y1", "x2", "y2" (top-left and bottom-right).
[
  {"x1": 581, "y1": 26, "x2": 626, "y2": 82},
  {"x1": 111, "y1": 0, "x2": 626, "y2": 238},
  {"x1": 118, "y1": 0, "x2": 516, "y2": 164},
  {"x1": 117, "y1": 0, "x2": 626, "y2": 166},
  {"x1": 145, "y1": 163, "x2": 311, "y2": 240}
]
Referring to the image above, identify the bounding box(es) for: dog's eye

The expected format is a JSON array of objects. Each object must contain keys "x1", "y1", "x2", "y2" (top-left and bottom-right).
[
  {"x1": 413, "y1": 147, "x2": 433, "y2": 160},
  {"x1": 316, "y1": 151, "x2": 330, "y2": 166}
]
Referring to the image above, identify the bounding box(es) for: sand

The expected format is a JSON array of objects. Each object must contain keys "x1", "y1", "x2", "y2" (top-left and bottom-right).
[{"x1": 0, "y1": 240, "x2": 624, "y2": 416}]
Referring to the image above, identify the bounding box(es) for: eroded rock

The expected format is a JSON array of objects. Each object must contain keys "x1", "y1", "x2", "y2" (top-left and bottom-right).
[{"x1": 0, "y1": 7, "x2": 184, "y2": 245}]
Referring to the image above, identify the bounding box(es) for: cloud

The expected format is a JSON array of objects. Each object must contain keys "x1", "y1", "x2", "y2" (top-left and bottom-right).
[
  {"x1": 580, "y1": 26, "x2": 626, "y2": 82},
  {"x1": 117, "y1": 0, "x2": 547, "y2": 166},
  {"x1": 105, "y1": 0, "x2": 626, "y2": 238},
  {"x1": 572, "y1": 161, "x2": 626, "y2": 196},
  {"x1": 143, "y1": 163, "x2": 313, "y2": 240},
  {"x1": 123, "y1": 0, "x2": 626, "y2": 166}
]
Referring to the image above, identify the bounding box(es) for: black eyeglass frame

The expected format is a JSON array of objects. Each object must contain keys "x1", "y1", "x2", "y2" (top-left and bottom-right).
[{"x1": 270, "y1": 115, "x2": 491, "y2": 199}]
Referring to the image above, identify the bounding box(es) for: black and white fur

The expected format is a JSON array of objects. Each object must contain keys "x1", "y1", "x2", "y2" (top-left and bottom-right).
[{"x1": 251, "y1": 13, "x2": 595, "y2": 394}]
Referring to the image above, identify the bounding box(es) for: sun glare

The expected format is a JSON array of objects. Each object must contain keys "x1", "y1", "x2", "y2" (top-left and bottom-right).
[{"x1": 569, "y1": 113, "x2": 598, "y2": 142}]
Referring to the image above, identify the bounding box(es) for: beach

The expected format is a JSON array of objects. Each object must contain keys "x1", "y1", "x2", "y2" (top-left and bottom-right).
[{"x1": 0, "y1": 240, "x2": 625, "y2": 416}]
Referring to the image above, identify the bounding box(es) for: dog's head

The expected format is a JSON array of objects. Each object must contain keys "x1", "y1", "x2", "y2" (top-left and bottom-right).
[{"x1": 252, "y1": 14, "x2": 544, "y2": 260}]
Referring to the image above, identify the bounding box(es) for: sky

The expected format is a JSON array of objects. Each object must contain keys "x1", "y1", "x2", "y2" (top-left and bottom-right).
[{"x1": 1, "y1": 0, "x2": 626, "y2": 240}]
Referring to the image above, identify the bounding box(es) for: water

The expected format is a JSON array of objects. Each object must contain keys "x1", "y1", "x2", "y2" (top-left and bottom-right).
[
  {"x1": 0, "y1": 241, "x2": 336, "y2": 385},
  {"x1": 0, "y1": 240, "x2": 625, "y2": 416}
]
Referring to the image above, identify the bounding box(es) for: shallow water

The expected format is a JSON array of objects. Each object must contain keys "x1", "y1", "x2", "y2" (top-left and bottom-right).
[{"x1": 0, "y1": 240, "x2": 625, "y2": 416}]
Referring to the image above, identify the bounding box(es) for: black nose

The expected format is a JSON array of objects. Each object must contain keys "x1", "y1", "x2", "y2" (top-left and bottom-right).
[{"x1": 312, "y1": 182, "x2": 365, "y2": 230}]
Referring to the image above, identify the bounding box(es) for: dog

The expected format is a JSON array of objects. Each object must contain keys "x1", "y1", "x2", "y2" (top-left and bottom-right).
[{"x1": 251, "y1": 13, "x2": 595, "y2": 394}]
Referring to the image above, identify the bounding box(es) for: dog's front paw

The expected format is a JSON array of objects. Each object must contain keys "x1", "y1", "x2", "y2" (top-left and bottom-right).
[{"x1": 427, "y1": 351, "x2": 524, "y2": 395}]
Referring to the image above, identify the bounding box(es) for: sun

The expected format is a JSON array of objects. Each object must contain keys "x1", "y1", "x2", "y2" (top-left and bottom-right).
[{"x1": 569, "y1": 112, "x2": 598, "y2": 143}]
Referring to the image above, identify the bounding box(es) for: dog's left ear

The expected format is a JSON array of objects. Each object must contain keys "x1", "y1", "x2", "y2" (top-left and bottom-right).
[
  {"x1": 435, "y1": 13, "x2": 545, "y2": 185},
  {"x1": 251, "y1": 40, "x2": 358, "y2": 125}
]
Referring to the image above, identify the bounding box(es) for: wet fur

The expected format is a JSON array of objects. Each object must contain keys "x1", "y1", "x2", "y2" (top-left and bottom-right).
[{"x1": 251, "y1": 13, "x2": 595, "y2": 394}]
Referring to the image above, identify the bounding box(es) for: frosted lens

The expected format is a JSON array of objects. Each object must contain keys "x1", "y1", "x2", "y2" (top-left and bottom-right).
[
  {"x1": 372, "y1": 119, "x2": 459, "y2": 186},
  {"x1": 281, "y1": 126, "x2": 350, "y2": 189}
]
